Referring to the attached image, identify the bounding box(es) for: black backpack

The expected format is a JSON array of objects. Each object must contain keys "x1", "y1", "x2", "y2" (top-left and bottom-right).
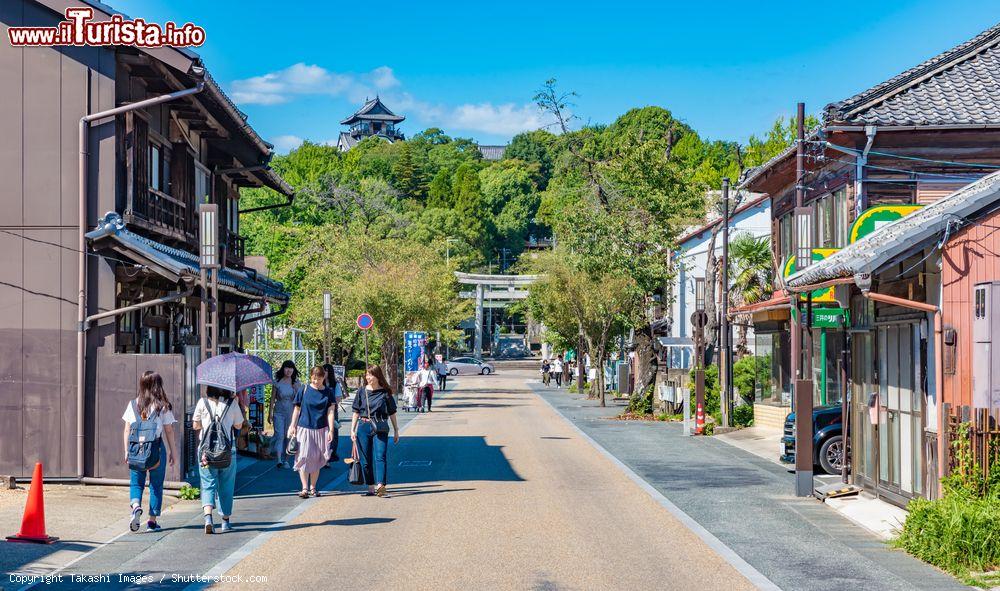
[
  {"x1": 127, "y1": 401, "x2": 162, "y2": 472},
  {"x1": 199, "y1": 397, "x2": 234, "y2": 469}
]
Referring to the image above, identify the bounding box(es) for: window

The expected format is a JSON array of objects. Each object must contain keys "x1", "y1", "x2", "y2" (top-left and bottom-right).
[
  {"x1": 194, "y1": 162, "x2": 211, "y2": 204},
  {"x1": 814, "y1": 187, "x2": 849, "y2": 249},
  {"x1": 778, "y1": 212, "x2": 793, "y2": 261},
  {"x1": 148, "y1": 142, "x2": 169, "y2": 193}
]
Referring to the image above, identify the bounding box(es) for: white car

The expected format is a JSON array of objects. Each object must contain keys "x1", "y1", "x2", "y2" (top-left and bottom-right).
[{"x1": 446, "y1": 357, "x2": 495, "y2": 375}]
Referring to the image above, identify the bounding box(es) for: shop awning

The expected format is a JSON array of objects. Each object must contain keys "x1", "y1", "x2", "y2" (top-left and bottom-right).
[
  {"x1": 86, "y1": 213, "x2": 289, "y2": 304},
  {"x1": 729, "y1": 294, "x2": 791, "y2": 316}
]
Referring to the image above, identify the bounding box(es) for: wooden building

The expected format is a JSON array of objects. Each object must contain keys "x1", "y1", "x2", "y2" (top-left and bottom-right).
[
  {"x1": 336, "y1": 96, "x2": 405, "y2": 151},
  {"x1": 0, "y1": 0, "x2": 293, "y2": 482},
  {"x1": 742, "y1": 22, "x2": 1000, "y2": 505}
]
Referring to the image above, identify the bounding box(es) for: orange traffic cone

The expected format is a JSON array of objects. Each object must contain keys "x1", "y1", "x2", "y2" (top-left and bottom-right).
[{"x1": 6, "y1": 462, "x2": 58, "y2": 544}]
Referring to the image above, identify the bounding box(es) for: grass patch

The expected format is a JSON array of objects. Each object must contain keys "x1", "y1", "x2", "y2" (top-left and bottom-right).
[{"x1": 892, "y1": 422, "x2": 1000, "y2": 586}]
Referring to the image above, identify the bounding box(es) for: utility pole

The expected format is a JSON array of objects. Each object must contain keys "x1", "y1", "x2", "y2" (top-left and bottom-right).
[
  {"x1": 577, "y1": 325, "x2": 585, "y2": 391},
  {"x1": 792, "y1": 102, "x2": 815, "y2": 497},
  {"x1": 323, "y1": 291, "x2": 331, "y2": 363},
  {"x1": 693, "y1": 279, "x2": 707, "y2": 434},
  {"x1": 721, "y1": 177, "x2": 732, "y2": 428}
]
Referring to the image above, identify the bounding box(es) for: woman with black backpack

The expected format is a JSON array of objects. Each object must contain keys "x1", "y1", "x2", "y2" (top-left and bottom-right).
[
  {"x1": 193, "y1": 386, "x2": 244, "y2": 534},
  {"x1": 121, "y1": 371, "x2": 177, "y2": 533}
]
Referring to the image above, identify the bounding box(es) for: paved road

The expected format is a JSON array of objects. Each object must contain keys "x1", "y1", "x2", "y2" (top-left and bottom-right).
[{"x1": 224, "y1": 370, "x2": 757, "y2": 590}]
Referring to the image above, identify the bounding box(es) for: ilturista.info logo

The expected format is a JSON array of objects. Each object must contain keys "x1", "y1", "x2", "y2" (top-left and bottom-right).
[{"x1": 7, "y1": 7, "x2": 205, "y2": 48}]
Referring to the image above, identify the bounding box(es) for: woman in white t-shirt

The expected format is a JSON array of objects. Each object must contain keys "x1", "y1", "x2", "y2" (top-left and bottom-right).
[
  {"x1": 121, "y1": 371, "x2": 177, "y2": 533},
  {"x1": 193, "y1": 386, "x2": 245, "y2": 534}
]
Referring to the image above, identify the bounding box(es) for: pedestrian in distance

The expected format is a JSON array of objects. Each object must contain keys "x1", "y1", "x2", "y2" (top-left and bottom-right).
[
  {"x1": 288, "y1": 366, "x2": 337, "y2": 498},
  {"x1": 541, "y1": 359, "x2": 551, "y2": 386},
  {"x1": 269, "y1": 360, "x2": 302, "y2": 469},
  {"x1": 417, "y1": 360, "x2": 438, "y2": 412},
  {"x1": 351, "y1": 365, "x2": 400, "y2": 497},
  {"x1": 434, "y1": 357, "x2": 449, "y2": 391},
  {"x1": 322, "y1": 363, "x2": 345, "y2": 464},
  {"x1": 122, "y1": 371, "x2": 177, "y2": 533},
  {"x1": 193, "y1": 385, "x2": 244, "y2": 534},
  {"x1": 552, "y1": 356, "x2": 564, "y2": 387}
]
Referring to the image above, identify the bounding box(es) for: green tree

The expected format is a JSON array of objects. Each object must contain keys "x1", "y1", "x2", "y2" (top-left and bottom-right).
[{"x1": 505, "y1": 130, "x2": 557, "y2": 189}]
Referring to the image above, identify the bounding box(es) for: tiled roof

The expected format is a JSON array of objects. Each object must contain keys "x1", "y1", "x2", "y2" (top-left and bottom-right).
[
  {"x1": 341, "y1": 97, "x2": 405, "y2": 125},
  {"x1": 86, "y1": 213, "x2": 289, "y2": 303},
  {"x1": 477, "y1": 145, "x2": 507, "y2": 161},
  {"x1": 825, "y1": 23, "x2": 1000, "y2": 126}
]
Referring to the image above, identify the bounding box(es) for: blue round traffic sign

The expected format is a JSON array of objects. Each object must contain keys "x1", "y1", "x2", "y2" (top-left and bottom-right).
[{"x1": 357, "y1": 313, "x2": 374, "y2": 330}]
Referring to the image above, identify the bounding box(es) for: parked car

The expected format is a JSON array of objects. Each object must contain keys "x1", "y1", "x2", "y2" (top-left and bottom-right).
[
  {"x1": 780, "y1": 405, "x2": 844, "y2": 475},
  {"x1": 446, "y1": 357, "x2": 495, "y2": 375}
]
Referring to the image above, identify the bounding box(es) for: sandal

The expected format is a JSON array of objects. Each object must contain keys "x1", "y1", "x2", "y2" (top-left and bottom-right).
[
  {"x1": 375, "y1": 484, "x2": 386, "y2": 497},
  {"x1": 297, "y1": 489, "x2": 310, "y2": 499},
  {"x1": 310, "y1": 488, "x2": 321, "y2": 497}
]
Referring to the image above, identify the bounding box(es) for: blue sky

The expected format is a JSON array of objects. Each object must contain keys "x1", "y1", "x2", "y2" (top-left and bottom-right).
[{"x1": 120, "y1": 0, "x2": 998, "y2": 152}]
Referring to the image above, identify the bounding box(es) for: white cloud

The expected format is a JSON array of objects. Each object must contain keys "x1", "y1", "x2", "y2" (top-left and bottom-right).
[
  {"x1": 240, "y1": 64, "x2": 551, "y2": 143},
  {"x1": 271, "y1": 134, "x2": 304, "y2": 153},
  {"x1": 231, "y1": 63, "x2": 385, "y2": 105}
]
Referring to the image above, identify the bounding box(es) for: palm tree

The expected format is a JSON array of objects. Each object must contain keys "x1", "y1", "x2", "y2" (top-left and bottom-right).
[{"x1": 728, "y1": 232, "x2": 773, "y2": 356}]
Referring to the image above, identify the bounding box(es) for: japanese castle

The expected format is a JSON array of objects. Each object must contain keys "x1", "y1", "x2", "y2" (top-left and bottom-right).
[{"x1": 336, "y1": 96, "x2": 405, "y2": 151}]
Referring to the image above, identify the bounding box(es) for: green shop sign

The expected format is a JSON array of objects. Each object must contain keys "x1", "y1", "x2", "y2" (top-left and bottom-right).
[
  {"x1": 810, "y1": 307, "x2": 849, "y2": 328},
  {"x1": 849, "y1": 204, "x2": 923, "y2": 244}
]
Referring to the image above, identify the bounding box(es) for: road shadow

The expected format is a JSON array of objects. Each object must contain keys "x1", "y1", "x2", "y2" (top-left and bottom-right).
[
  {"x1": 372, "y1": 436, "x2": 524, "y2": 485},
  {"x1": 384, "y1": 487, "x2": 476, "y2": 498}
]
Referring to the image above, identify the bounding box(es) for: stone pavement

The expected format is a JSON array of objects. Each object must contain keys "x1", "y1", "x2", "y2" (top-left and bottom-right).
[
  {"x1": 2, "y1": 392, "x2": 424, "y2": 591},
  {"x1": 531, "y1": 380, "x2": 969, "y2": 591}
]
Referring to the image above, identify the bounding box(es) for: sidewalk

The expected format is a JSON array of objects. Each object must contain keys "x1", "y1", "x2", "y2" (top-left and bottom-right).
[
  {"x1": 531, "y1": 382, "x2": 968, "y2": 591},
  {"x1": 715, "y1": 425, "x2": 910, "y2": 541}
]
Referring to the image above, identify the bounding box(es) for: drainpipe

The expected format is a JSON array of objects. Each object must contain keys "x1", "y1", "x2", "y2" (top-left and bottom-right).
[
  {"x1": 856, "y1": 126, "x2": 876, "y2": 214},
  {"x1": 859, "y1": 290, "x2": 944, "y2": 499},
  {"x1": 77, "y1": 83, "x2": 204, "y2": 479},
  {"x1": 86, "y1": 283, "x2": 195, "y2": 326}
]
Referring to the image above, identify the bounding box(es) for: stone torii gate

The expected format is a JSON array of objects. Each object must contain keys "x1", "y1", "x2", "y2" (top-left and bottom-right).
[{"x1": 456, "y1": 272, "x2": 539, "y2": 357}]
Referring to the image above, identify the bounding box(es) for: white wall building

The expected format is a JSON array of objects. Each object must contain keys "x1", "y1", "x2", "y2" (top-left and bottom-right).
[{"x1": 668, "y1": 192, "x2": 770, "y2": 369}]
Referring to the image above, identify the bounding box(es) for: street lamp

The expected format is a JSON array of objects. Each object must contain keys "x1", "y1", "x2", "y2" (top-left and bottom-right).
[
  {"x1": 198, "y1": 204, "x2": 219, "y2": 362},
  {"x1": 694, "y1": 277, "x2": 706, "y2": 312},
  {"x1": 795, "y1": 206, "x2": 814, "y2": 270}
]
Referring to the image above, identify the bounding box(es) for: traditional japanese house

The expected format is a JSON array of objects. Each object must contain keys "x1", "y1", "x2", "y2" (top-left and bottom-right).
[
  {"x1": 740, "y1": 22, "x2": 1000, "y2": 504},
  {"x1": 0, "y1": 0, "x2": 293, "y2": 483}
]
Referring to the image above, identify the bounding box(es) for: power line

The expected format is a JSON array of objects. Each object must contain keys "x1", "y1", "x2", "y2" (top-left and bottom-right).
[
  {"x1": 807, "y1": 140, "x2": 1000, "y2": 170},
  {"x1": 0, "y1": 228, "x2": 143, "y2": 268}
]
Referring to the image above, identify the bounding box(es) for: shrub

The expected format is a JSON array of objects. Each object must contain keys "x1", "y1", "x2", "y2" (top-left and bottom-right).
[
  {"x1": 177, "y1": 484, "x2": 200, "y2": 501},
  {"x1": 892, "y1": 423, "x2": 1000, "y2": 586},
  {"x1": 732, "y1": 404, "x2": 754, "y2": 428},
  {"x1": 626, "y1": 385, "x2": 655, "y2": 416},
  {"x1": 733, "y1": 355, "x2": 757, "y2": 403},
  {"x1": 689, "y1": 364, "x2": 720, "y2": 416}
]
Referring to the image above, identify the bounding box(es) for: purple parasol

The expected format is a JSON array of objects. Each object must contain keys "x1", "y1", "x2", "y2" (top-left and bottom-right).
[{"x1": 196, "y1": 352, "x2": 273, "y2": 392}]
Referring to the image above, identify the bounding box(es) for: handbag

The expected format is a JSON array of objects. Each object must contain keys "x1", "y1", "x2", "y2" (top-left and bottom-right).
[
  {"x1": 364, "y1": 387, "x2": 390, "y2": 435},
  {"x1": 348, "y1": 443, "x2": 364, "y2": 485},
  {"x1": 286, "y1": 434, "x2": 299, "y2": 456}
]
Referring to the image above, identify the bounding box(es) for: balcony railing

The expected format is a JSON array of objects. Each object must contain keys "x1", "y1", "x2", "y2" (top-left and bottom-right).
[
  {"x1": 224, "y1": 230, "x2": 245, "y2": 267},
  {"x1": 127, "y1": 187, "x2": 191, "y2": 243}
]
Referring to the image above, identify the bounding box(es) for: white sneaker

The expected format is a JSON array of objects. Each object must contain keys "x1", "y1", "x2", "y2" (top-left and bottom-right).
[{"x1": 129, "y1": 505, "x2": 143, "y2": 532}]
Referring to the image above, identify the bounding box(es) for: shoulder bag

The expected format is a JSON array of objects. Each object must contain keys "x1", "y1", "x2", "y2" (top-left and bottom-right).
[{"x1": 364, "y1": 388, "x2": 390, "y2": 435}]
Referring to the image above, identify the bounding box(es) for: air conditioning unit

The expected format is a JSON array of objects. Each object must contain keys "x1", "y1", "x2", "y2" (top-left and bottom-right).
[{"x1": 972, "y1": 281, "x2": 1000, "y2": 409}]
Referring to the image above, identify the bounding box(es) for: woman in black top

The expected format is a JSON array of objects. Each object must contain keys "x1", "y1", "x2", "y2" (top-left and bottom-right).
[{"x1": 350, "y1": 365, "x2": 399, "y2": 497}]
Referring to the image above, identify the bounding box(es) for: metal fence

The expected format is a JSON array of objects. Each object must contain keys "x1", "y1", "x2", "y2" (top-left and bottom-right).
[{"x1": 246, "y1": 348, "x2": 317, "y2": 375}]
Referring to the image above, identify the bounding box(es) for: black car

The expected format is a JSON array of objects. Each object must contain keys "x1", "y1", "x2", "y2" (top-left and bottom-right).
[{"x1": 780, "y1": 405, "x2": 844, "y2": 475}]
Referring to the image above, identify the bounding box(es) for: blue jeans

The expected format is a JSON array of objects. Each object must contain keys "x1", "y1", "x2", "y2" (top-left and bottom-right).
[
  {"x1": 129, "y1": 445, "x2": 167, "y2": 516},
  {"x1": 271, "y1": 412, "x2": 291, "y2": 464},
  {"x1": 199, "y1": 452, "x2": 237, "y2": 517},
  {"x1": 356, "y1": 421, "x2": 388, "y2": 486}
]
